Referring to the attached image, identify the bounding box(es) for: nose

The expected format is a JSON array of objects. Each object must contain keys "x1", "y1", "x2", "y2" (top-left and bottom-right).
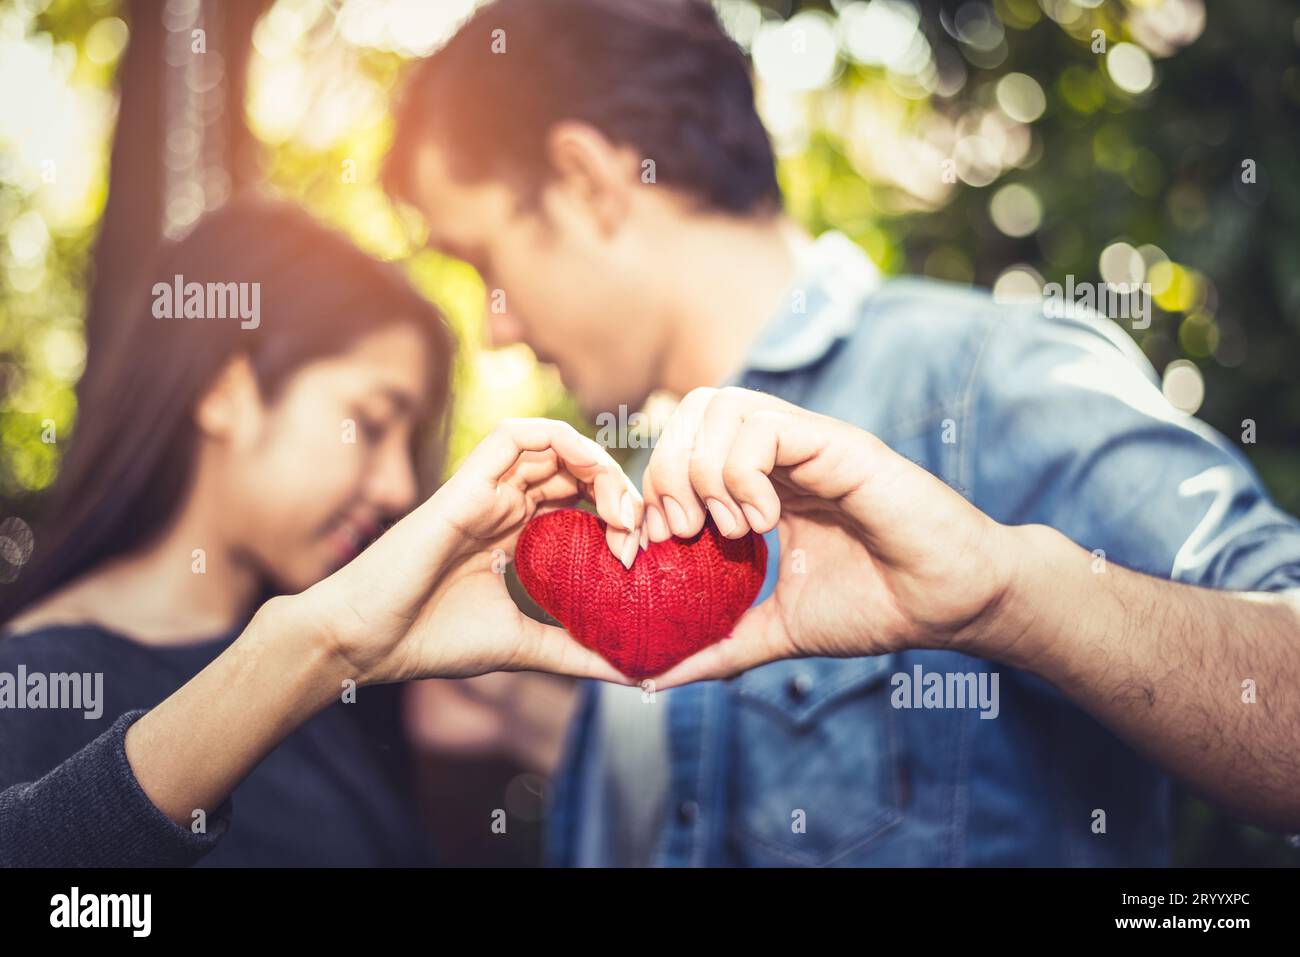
[
  {"x1": 484, "y1": 310, "x2": 527, "y2": 349},
  {"x1": 368, "y1": 442, "x2": 421, "y2": 517}
]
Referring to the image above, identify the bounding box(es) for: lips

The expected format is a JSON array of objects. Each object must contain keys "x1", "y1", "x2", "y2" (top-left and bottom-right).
[{"x1": 327, "y1": 514, "x2": 379, "y2": 563}]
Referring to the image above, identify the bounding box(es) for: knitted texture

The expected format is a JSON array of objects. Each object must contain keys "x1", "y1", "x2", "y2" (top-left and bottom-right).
[
  {"x1": 514, "y1": 508, "x2": 767, "y2": 679},
  {"x1": 0, "y1": 708, "x2": 232, "y2": 867}
]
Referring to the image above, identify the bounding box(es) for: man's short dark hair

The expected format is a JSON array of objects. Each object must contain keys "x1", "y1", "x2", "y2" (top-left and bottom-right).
[{"x1": 383, "y1": 0, "x2": 782, "y2": 216}]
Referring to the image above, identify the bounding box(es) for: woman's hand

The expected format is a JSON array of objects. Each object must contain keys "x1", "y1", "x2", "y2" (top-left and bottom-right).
[
  {"x1": 639, "y1": 387, "x2": 1018, "y2": 688},
  {"x1": 119, "y1": 420, "x2": 642, "y2": 834},
  {"x1": 297, "y1": 418, "x2": 644, "y2": 687}
]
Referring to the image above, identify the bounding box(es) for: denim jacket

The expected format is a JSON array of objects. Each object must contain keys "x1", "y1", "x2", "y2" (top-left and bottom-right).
[{"x1": 544, "y1": 231, "x2": 1300, "y2": 866}]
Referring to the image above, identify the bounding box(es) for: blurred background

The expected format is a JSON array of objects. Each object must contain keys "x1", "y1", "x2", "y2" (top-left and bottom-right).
[{"x1": 1, "y1": 0, "x2": 1297, "y2": 864}]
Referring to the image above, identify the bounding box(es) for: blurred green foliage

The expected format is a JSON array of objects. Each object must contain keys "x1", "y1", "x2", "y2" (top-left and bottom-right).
[{"x1": 1, "y1": 0, "x2": 1297, "y2": 864}]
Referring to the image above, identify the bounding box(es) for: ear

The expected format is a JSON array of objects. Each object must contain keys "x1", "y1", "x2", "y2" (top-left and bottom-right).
[
  {"x1": 543, "y1": 121, "x2": 640, "y2": 236},
  {"x1": 194, "y1": 354, "x2": 264, "y2": 443}
]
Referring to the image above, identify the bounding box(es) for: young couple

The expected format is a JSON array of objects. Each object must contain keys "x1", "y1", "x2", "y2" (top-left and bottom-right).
[{"x1": 3, "y1": 0, "x2": 1299, "y2": 868}]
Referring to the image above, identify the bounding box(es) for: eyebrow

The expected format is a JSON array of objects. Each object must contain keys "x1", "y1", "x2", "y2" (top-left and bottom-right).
[{"x1": 374, "y1": 385, "x2": 418, "y2": 417}]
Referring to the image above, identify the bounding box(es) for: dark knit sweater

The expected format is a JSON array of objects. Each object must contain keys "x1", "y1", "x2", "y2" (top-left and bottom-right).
[{"x1": 0, "y1": 624, "x2": 438, "y2": 867}]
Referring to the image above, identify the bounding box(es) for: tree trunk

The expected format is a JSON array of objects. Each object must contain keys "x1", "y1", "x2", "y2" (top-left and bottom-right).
[{"x1": 87, "y1": 0, "x2": 268, "y2": 353}]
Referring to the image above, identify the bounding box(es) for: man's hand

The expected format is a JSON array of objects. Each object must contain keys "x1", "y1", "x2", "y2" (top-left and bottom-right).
[
  {"x1": 639, "y1": 386, "x2": 1019, "y2": 687},
  {"x1": 641, "y1": 387, "x2": 1300, "y2": 831}
]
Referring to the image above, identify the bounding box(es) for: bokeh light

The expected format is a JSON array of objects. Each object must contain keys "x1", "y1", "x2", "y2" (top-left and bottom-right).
[
  {"x1": 989, "y1": 183, "x2": 1042, "y2": 237},
  {"x1": 1161, "y1": 359, "x2": 1204, "y2": 415},
  {"x1": 1107, "y1": 42, "x2": 1156, "y2": 95}
]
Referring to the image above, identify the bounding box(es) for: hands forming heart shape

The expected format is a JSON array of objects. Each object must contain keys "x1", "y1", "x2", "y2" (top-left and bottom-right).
[
  {"x1": 508, "y1": 385, "x2": 1016, "y2": 685},
  {"x1": 313, "y1": 387, "x2": 1013, "y2": 690}
]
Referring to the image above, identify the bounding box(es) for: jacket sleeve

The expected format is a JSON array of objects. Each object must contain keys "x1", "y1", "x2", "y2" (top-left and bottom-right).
[
  {"x1": 969, "y1": 304, "x2": 1300, "y2": 595},
  {"x1": 0, "y1": 707, "x2": 234, "y2": 867}
]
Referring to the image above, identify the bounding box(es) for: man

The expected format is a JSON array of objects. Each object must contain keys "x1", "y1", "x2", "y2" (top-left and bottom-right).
[{"x1": 382, "y1": 0, "x2": 1300, "y2": 865}]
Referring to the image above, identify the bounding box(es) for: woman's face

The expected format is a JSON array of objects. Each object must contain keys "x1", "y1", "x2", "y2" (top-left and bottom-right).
[{"x1": 212, "y1": 321, "x2": 439, "y2": 593}]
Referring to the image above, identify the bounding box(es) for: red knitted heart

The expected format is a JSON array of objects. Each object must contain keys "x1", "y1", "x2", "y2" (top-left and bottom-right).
[{"x1": 514, "y1": 508, "x2": 768, "y2": 679}]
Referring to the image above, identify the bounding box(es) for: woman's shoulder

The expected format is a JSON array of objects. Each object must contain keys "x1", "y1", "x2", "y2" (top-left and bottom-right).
[
  {"x1": 2, "y1": 576, "x2": 115, "y2": 644},
  {"x1": 0, "y1": 607, "x2": 176, "y2": 786},
  {"x1": 0, "y1": 622, "x2": 140, "y2": 784},
  {"x1": 0, "y1": 606, "x2": 151, "y2": 667},
  {"x1": 0, "y1": 595, "x2": 179, "y2": 732},
  {"x1": 2, "y1": 623, "x2": 123, "y2": 660},
  {"x1": 2, "y1": 575, "x2": 237, "y2": 661}
]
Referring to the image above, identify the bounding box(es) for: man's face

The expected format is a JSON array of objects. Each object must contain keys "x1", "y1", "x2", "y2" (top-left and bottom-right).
[{"x1": 408, "y1": 140, "x2": 665, "y2": 417}]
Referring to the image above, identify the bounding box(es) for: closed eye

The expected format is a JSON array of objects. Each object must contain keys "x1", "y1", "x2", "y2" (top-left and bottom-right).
[{"x1": 357, "y1": 414, "x2": 386, "y2": 443}]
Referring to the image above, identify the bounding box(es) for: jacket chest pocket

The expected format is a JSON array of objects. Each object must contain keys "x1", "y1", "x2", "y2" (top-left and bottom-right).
[{"x1": 723, "y1": 654, "x2": 904, "y2": 866}]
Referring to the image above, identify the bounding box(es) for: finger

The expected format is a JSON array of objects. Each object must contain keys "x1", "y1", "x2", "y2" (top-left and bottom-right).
[
  {"x1": 753, "y1": 409, "x2": 883, "y2": 505},
  {"x1": 590, "y1": 466, "x2": 639, "y2": 535},
  {"x1": 686, "y1": 389, "x2": 756, "y2": 539},
  {"x1": 554, "y1": 435, "x2": 643, "y2": 536},
  {"x1": 579, "y1": 462, "x2": 641, "y2": 566},
  {"x1": 512, "y1": 444, "x2": 640, "y2": 567},
  {"x1": 719, "y1": 409, "x2": 794, "y2": 534},
  {"x1": 643, "y1": 501, "x2": 671, "y2": 544},
  {"x1": 465, "y1": 418, "x2": 597, "y2": 480},
  {"x1": 503, "y1": 447, "x2": 640, "y2": 569},
  {"x1": 501, "y1": 448, "x2": 561, "y2": 490},
  {"x1": 508, "y1": 618, "x2": 634, "y2": 684},
  {"x1": 468, "y1": 419, "x2": 642, "y2": 534},
  {"x1": 605, "y1": 525, "x2": 640, "y2": 570},
  {"x1": 557, "y1": 433, "x2": 642, "y2": 533},
  {"x1": 642, "y1": 387, "x2": 714, "y2": 541},
  {"x1": 648, "y1": 607, "x2": 789, "y2": 690},
  {"x1": 523, "y1": 472, "x2": 582, "y2": 509}
]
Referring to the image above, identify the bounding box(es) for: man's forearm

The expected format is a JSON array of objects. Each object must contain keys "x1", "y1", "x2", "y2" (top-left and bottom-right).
[{"x1": 975, "y1": 522, "x2": 1300, "y2": 831}]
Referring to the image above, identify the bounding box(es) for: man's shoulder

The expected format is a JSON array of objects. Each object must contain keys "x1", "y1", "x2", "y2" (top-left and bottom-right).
[
  {"x1": 838, "y1": 273, "x2": 1156, "y2": 394},
  {"x1": 862, "y1": 274, "x2": 1142, "y2": 354},
  {"x1": 800, "y1": 275, "x2": 1014, "y2": 433},
  {"x1": 780, "y1": 271, "x2": 1163, "y2": 470}
]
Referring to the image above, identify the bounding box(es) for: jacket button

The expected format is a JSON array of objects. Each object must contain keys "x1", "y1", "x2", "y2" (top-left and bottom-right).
[
  {"x1": 677, "y1": 800, "x2": 699, "y2": 824},
  {"x1": 787, "y1": 672, "x2": 814, "y2": 700}
]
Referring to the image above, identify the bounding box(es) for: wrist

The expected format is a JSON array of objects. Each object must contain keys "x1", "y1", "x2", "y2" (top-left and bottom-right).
[
  {"x1": 290, "y1": 495, "x2": 464, "y2": 687},
  {"x1": 422, "y1": 479, "x2": 475, "y2": 551},
  {"x1": 956, "y1": 521, "x2": 1069, "y2": 674},
  {"x1": 244, "y1": 594, "x2": 360, "y2": 707}
]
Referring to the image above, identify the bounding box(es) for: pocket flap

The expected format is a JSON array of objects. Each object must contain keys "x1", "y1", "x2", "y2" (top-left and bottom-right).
[{"x1": 730, "y1": 653, "x2": 897, "y2": 728}]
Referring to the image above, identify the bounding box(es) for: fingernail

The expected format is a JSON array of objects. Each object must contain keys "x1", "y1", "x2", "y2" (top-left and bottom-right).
[
  {"x1": 646, "y1": 506, "x2": 669, "y2": 542},
  {"x1": 706, "y1": 498, "x2": 736, "y2": 535},
  {"x1": 619, "y1": 492, "x2": 635, "y2": 531},
  {"x1": 740, "y1": 503, "x2": 766, "y2": 531},
  {"x1": 639, "y1": 523, "x2": 649, "y2": 551},
  {"x1": 620, "y1": 533, "x2": 638, "y2": 569},
  {"x1": 662, "y1": 497, "x2": 689, "y2": 536}
]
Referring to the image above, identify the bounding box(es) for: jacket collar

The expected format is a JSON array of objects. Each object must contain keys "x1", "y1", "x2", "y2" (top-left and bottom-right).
[{"x1": 735, "y1": 230, "x2": 882, "y2": 376}]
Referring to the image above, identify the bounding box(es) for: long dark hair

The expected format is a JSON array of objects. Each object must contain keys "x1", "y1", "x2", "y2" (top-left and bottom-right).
[{"x1": 0, "y1": 195, "x2": 455, "y2": 625}]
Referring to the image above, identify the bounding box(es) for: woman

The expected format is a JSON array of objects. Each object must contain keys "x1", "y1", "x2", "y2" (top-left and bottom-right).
[{"x1": 0, "y1": 196, "x2": 641, "y2": 866}]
